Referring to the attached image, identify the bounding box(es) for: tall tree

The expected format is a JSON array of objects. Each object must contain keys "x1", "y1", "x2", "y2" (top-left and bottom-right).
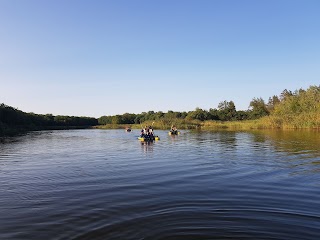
[
  {"x1": 267, "y1": 95, "x2": 280, "y2": 112},
  {"x1": 249, "y1": 97, "x2": 269, "y2": 119},
  {"x1": 217, "y1": 100, "x2": 236, "y2": 121},
  {"x1": 186, "y1": 108, "x2": 208, "y2": 121}
]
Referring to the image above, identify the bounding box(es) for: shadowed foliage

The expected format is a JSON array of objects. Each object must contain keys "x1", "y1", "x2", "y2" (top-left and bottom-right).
[{"x1": 0, "y1": 104, "x2": 98, "y2": 136}]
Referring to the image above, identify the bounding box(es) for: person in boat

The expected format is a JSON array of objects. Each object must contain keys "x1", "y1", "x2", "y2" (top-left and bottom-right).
[
  {"x1": 148, "y1": 126, "x2": 154, "y2": 136},
  {"x1": 147, "y1": 125, "x2": 156, "y2": 140},
  {"x1": 140, "y1": 126, "x2": 146, "y2": 137},
  {"x1": 140, "y1": 126, "x2": 149, "y2": 138},
  {"x1": 144, "y1": 126, "x2": 149, "y2": 135},
  {"x1": 170, "y1": 125, "x2": 177, "y2": 133}
]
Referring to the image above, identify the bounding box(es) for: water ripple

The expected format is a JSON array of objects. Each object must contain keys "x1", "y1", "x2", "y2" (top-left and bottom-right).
[{"x1": 1, "y1": 130, "x2": 320, "y2": 239}]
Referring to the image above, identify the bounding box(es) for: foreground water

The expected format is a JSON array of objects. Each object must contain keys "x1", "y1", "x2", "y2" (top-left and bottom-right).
[{"x1": 0, "y1": 129, "x2": 320, "y2": 240}]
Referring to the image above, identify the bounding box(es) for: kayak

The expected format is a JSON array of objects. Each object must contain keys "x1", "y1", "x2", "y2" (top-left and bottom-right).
[
  {"x1": 168, "y1": 131, "x2": 180, "y2": 135},
  {"x1": 138, "y1": 136, "x2": 160, "y2": 141}
]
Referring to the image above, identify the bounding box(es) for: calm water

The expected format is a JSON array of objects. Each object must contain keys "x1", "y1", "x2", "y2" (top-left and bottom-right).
[{"x1": 1, "y1": 129, "x2": 320, "y2": 240}]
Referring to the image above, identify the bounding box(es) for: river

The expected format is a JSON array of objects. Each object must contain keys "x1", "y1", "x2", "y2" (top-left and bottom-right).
[{"x1": 1, "y1": 129, "x2": 319, "y2": 239}]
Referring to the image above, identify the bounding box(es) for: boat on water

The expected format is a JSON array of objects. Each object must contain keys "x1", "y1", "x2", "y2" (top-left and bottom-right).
[
  {"x1": 138, "y1": 135, "x2": 160, "y2": 141},
  {"x1": 168, "y1": 130, "x2": 180, "y2": 135},
  {"x1": 138, "y1": 125, "x2": 159, "y2": 141},
  {"x1": 169, "y1": 125, "x2": 179, "y2": 135}
]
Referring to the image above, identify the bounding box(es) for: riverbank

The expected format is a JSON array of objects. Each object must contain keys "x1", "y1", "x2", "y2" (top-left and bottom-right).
[
  {"x1": 2, "y1": 119, "x2": 319, "y2": 138},
  {"x1": 94, "y1": 116, "x2": 320, "y2": 131}
]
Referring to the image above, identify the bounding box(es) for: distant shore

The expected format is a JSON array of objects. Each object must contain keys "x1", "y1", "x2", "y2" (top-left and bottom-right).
[
  {"x1": 2, "y1": 120, "x2": 319, "y2": 138},
  {"x1": 2, "y1": 85, "x2": 320, "y2": 137},
  {"x1": 93, "y1": 117, "x2": 320, "y2": 131}
]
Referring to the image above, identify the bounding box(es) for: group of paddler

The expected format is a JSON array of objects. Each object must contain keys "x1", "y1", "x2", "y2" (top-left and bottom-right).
[
  {"x1": 140, "y1": 125, "x2": 154, "y2": 137},
  {"x1": 138, "y1": 125, "x2": 159, "y2": 141},
  {"x1": 126, "y1": 124, "x2": 180, "y2": 141}
]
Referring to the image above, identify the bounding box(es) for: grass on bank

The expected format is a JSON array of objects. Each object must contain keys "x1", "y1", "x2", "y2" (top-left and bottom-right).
[
  {"x1": 95, "y1": 113, "x2": 320, "y2": 131},
  {"x1": 94, "y1": 119, "x2": 201, "y2": 130}
]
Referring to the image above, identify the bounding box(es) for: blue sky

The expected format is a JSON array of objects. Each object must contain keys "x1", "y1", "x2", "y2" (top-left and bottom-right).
[{"x1": 1, "y1": 0, "x2": 319, "y2": 117}]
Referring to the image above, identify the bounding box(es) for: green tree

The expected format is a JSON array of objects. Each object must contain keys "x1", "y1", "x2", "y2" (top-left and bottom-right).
[
  {"x1": 217, "y1": 100, "x2": 236, "y2": 121},
  {"x1": 207, "y1": 108, "x2": 218, "y2": 120},
  {"x1": 280, "y1": 89, "x2": 293, "y2": 101},
  {"x1": 267, "y1": 95, "x2": 280, "y2": 112},
  {"x1": 249, "y1": 97, "x2": 269, "y2": 119},
  {"x1": 273, "y1": 85, "x2": 320, "y2": 116},
  {"x1": 186, "y1": 108, "x2": 208, "y2": 121}
]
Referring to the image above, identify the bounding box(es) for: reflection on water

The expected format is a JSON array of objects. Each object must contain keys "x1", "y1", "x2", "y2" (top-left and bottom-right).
[
  {"x1": 140, "y1": 141, "x2": 154, "y2": 153},
  {"x1": 0, "y1": 129, "x2": 320, "y2": 240},
  {"x1": 262, "y1": 129, "x2": 320, "y2": 155}
]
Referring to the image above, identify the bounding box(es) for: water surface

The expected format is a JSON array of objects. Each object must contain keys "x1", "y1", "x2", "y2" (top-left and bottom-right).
[{"x1": 1, "y1": 129, "x2": 320, "y2": 239}]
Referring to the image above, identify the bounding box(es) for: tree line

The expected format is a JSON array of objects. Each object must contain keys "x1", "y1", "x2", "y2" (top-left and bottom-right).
[
  {"x1": 0, "y1": 104, "x2": 98, "y2": 136},
  {"x1": 0, "y1": 104, "x2": 98, "y2": 127},
  {"x1": 265, "y1": 85, "x2": 320, "y2": 128},
  {"x1": 1, "y1": 85, "x2": 319, "y2": 136},
  {"x1": 98, "y1": 94, "x2": 274, "y2": 124},
  {"x1": 98, "y1": 85, "x2": 320, "y2": 127}
]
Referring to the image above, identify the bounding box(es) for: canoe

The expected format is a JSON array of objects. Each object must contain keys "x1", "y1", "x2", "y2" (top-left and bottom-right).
[
  {"x1": 168, "y1": 131, "x2": 180, "y2": 135},
  {"x1": 138, "y1": 136, "x2": 160, "y2": 141}
]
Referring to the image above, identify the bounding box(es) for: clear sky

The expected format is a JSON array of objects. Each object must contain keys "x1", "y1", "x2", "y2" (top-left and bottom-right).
[{"x1": 1, "y1": 0, "x2": 319, "y2": 117}]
